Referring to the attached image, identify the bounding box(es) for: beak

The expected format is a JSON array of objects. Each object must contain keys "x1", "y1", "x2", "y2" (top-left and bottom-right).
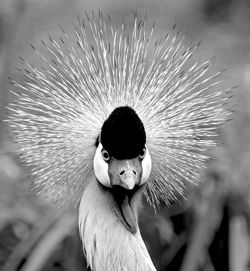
[
  {"x1": 108, "y1": 158, "x2": 142, "y2": 234},
  {"x1": 108, "y1": 158, "x2": 142, "y2": 189}
]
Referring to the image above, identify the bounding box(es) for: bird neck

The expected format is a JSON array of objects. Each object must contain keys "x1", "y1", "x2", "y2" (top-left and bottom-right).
[{"x1": 79, "y1": 177, "x2": 156, "y2": 271}]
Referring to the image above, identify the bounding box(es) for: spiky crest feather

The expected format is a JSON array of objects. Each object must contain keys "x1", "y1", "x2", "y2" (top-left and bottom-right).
[{"x1": 8, "y1": 12, "x2": 232, "y2": 208}]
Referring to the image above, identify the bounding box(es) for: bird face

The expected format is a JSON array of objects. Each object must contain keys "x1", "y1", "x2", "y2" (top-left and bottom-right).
[
  {"x1": 94, "y1": 143, "x2": 152, "y2": 189},
  {"x1": 93, "y1": 106, "x2": 152, "y2": 233}
]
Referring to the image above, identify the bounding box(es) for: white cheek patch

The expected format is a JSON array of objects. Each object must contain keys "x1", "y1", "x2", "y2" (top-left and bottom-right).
[
  {"x1": 141, "y1": 146, "x2": 152, "y2": 185},
  {"x1": 93, "y1": 143, "x2": 111, "y2": 187}
]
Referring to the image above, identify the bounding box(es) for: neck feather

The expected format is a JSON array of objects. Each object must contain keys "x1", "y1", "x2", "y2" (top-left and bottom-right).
[{"x1": 79, "y1": 177, "x2": 156, "y2": 271}]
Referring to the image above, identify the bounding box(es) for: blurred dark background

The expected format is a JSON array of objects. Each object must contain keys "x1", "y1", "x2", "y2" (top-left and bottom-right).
[{"x1": 0, "y1": 0, "x2": 250, "y2": 270}]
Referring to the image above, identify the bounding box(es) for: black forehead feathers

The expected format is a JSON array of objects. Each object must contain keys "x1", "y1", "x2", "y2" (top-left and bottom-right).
[{"x1": 100, "y1": 106, "x2": 146, "y2": 159}]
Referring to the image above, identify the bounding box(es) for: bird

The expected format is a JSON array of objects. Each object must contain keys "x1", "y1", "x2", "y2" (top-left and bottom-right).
[{"x1": 8, "y1": 11, "x2": 232, "y2": 271}]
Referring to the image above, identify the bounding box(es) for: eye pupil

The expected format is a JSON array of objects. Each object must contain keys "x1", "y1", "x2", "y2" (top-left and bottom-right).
[
  {"x1": 102, "y1": 149, "x2": 110, "y2": 161},
  {"x1": 139, "y1": 147, "x2": 146, "y2": 159}
]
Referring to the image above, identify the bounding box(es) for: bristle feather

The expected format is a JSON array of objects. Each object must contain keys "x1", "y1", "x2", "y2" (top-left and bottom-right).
[{"x1": 8, "y1": 13, "x2": 232, "y2": 208}]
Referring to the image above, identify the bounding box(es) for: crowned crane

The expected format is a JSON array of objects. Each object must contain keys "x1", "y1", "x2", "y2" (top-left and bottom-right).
[{"x1": 9, "y1": 12, "x2": 232, "y2": 271}]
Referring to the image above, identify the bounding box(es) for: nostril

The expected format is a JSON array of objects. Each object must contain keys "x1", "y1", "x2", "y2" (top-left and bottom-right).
[
  {"x1": 119, "y1": 170, "x2": 137, "y2": 176},
  {"x1": 120, "y1": 170, "x2": 125, "y2": 176}
]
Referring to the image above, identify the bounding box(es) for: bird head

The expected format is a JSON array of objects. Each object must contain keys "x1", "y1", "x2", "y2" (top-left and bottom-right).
[
  {"x1": 93, "y1": 106, "x2": 152, "y2": 233},
  {"x1": 8, "y1": 13, "x2": 232, "y2": 235}
]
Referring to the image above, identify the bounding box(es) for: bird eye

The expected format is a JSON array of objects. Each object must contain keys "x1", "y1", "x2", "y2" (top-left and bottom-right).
[
  {"x1": 139, "y1": 147, "x2": 146, "y2": 160},
  {"x1": 102, "y1": 149, "x2": 110, "y2": 162}
]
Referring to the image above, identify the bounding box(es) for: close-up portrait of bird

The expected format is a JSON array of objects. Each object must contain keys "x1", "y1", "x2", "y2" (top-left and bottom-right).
[
  {"x1": 2, "y1": 1, "x2": 250, "y2": 271},
  {"x1": 7, "y1": 11, "x2": 232, "y2": 271}
]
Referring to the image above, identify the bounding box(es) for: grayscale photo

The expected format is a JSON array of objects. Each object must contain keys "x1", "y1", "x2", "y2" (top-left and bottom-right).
[{"x1": 0, "y1": 0, "x2": 248, "y2": 270}]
